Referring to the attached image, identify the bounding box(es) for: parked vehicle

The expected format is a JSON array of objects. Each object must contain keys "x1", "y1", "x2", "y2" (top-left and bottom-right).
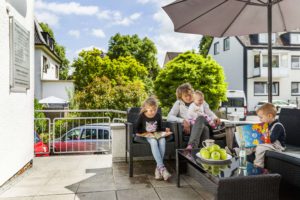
[
  {"x1": 34, "y1": 132, "x2": 49, "y2": 157},
  {"x1": 51, "y1": 124, "x2": 111, "y2": 153},
  {"x1": 254, "y1": 100, "x2": 297, "y2": 112},
  {"x1": 219, "y1": 90, "x2": 247, "y2": 121}
]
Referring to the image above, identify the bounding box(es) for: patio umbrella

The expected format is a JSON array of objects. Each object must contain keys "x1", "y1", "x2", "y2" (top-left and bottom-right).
[{"x1": 163, "y1": 0, "x2": 300, "y2": 102}]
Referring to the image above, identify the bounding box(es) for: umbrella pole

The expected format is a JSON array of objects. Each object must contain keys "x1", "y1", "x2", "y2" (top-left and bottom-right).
[{"x1": 267, "y1": 0, "x2": 272, "y2": 103}]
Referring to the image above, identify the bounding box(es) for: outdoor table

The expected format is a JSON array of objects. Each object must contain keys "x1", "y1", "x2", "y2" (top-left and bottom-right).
[{"x1": 176, "y1": 148, "x2": 281, "y2": 200}]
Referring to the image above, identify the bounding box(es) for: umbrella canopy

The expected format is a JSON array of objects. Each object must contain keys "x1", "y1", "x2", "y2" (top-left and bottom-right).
[{"x1": 163, "y1": 0, "x2": 300, "y2": 102}]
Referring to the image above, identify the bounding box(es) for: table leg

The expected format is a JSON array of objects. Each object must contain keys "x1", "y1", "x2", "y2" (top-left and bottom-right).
[{"x1": 176, "y1": 149, "x2": 180, "y2": 187}]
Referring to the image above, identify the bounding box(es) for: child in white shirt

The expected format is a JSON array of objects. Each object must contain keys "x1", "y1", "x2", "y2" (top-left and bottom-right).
[{"x1": 187, "y1": 90, "x2": 217, "y2": 129}]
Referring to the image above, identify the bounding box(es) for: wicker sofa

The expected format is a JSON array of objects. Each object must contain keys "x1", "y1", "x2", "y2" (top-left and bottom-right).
[{"x1": 264, "y1": 108, "x2": 300, "y2": 198}]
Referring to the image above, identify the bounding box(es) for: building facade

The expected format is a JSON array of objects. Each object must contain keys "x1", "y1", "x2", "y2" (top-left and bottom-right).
[
  {"x1": 0, "y1": 0, "x2": 34, "y2": 186},
  {"x1": 34, "y1": 20, "x2": 74, "y2": 103},
  {"x1": 208, "y1": 33, "x2": 300, "y2": 111}
]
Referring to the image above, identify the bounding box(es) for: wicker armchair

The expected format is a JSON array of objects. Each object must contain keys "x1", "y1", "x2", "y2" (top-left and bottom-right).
[
  {"x1": 125, "y1": 107, "x2": 179, "y2": 177},
  {"x1": 217, "y1": 174, "x2": 281, "y2": 200}
]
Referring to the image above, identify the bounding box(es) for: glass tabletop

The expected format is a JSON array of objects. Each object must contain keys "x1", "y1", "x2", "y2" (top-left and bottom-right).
[{"x1": 177, "y1": 148, "x2": 268, "y2": 182}]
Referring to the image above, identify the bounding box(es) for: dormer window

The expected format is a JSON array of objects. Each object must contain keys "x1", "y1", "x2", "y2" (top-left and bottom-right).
[
  {"x1": 258, "y1": 33, "x2": 275, "y2": 44},
  {"x1": 290, "y1": 33, "x2": 300, "y2": 44}
]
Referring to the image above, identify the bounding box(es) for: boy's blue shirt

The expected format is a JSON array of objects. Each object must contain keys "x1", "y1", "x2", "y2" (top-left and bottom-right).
[{"x1": 269, "y1": 119, "x2": 286, "y2": 147}]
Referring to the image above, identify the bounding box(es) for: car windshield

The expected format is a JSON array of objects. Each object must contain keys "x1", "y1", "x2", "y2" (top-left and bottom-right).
[{"x1": 221, "y1": 98, "x2": 244, "y2": 107}]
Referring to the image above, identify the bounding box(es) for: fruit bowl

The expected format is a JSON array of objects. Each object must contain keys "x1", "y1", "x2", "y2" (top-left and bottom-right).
[{"x1": 196, "y1": 152, "x2": 232, "y2": 164}]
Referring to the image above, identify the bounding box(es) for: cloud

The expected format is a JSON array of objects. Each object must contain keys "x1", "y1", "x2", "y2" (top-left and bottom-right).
[
  {"x1": 68, "y1": 30, "x2": 80, "y2": 39},
  {"x1": 137, "y1": 0, "x2": 173, "y2": 6},
  {"x1": 114, "y1": 12, "x2": 142, "y2": 26},
  {"x1": 152, "y1": 7, "x2": 201, "y2": 67},
  {"x1": 35, "y1": 11, "x2": 59, "y2": 27},
  {"x1": 35, "y1": 0, "x2": 141, "y2": 27},
  {"x1": 35, "y1": 0, "x2": 98, "y2": 15},
  {"x1": 91, "y1": 29, "x2": 106, "y2": 38},
  {"x1": 97, "y1": 10, "x2": 141, "y2": 27}
]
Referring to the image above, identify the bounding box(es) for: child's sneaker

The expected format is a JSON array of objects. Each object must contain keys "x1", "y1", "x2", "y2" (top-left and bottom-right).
[
  {"x1": 161, "y1": 167, "x2": 171, "y2": 181},
  {"x1": 155, "y1": 167, "x2": 163, "y2": 180}
]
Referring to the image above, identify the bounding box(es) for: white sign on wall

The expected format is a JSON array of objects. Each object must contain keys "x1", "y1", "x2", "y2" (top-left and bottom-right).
[{"x1": 9, "y1": 17, "x2": 30, "y2": 92}]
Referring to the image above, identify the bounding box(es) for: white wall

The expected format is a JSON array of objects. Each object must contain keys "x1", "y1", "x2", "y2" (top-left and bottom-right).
[
  {"x1": 42, "y1": 81, "x2": 74, "y2": 101},
  {"x1": 247, "y1": 50, "x2": 300, "y2": 111},
  {"x1": 208, "y1": 37, "x2": 244, "y2": 91},
  {"x1": 40, "y1": 51, "x2": 59, "y2": 80},
  {"x1": 34, "y1": 49, "x2": 42, "y2": 99},
  {"x1": 0, "y1": 0, "x2": 34, "y2": 186}
]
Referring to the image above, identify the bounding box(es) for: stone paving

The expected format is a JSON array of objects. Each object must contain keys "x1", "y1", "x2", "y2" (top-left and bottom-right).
[{"x1": 0, "y1": 154, "x2": 213, "y2": 200}]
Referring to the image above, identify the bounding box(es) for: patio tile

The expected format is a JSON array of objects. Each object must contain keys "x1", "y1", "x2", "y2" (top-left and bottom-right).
[
  {"x1": 117, "y1": 188, "x2": 159, "y2": 200},
  {"x1": 32, "y1": 194, "x2": 75, "y2": 200},
  {"x1": 76, "y1": 181, "x2": 116, "y2": 193},
  {"x1": 75, "y1": 191, "x2": 116, "y2": 200},
  {"x1": 37, "y1": 182, "x2": 79, "y2": 196},
  {"x1": 182, "y1": 176, "x2": 214, "y2": 200},
  {"x1": 114, "y1": 175, "x2": 152, "y2": 190},
  {"x1": 155, "y1": 186, "x2": 204, "y2": 200},
  {"x1": 148, "y1": 173, "x2": 188, "y2": 188},
  {"x1": 0, "y1": 197, "x2": 33, "y2": 200},
  {"x1": 0, "y1": 186, "x2": 41, "y2": 198}
]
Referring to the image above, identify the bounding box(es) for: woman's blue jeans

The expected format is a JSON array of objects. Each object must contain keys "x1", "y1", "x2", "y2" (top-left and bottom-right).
[{"x1": 146, "y1": 137, "x2": 166, "y2": 168}]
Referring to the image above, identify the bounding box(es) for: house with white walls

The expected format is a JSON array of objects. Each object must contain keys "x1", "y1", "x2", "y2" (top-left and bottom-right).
[
  {"x1": 0, "y1": 0, "x2": 34, "y2": 186},
  {"x1": 34, "y1": 20, "x2": 74, "y2": 104},
  {"x1": 208, "y1": 33, "x2": 300, "y2": 111}
]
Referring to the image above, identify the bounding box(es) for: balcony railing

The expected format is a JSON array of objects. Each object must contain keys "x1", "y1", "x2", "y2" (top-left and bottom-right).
[{"x1": 253, "y1": 67, "x2": 289, "y2": 78}]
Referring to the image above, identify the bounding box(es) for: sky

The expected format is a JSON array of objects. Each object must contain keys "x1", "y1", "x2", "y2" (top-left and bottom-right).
[{"x1": 34, "y1": 0, "x2": 201, "y2": 67}]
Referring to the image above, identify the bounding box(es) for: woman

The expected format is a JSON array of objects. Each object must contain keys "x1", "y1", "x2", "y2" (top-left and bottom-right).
[{"x1": 167, "y1": 83, "x2": 220, "y2": 149}]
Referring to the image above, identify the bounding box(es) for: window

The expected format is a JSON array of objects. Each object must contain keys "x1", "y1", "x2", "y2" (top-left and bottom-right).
[
  {"x1": 223, "y1": 37, "x2": 230, "y2": 51},
  {"x1": 258, "y1": 33, "x2": 275, "y2": 44},
  {"x1": 42, "y1": 56, "x2": 48, "y2": 73},
  {"x1": 254, "y1": 55, "x2": 260, "y2": 68},
  {"x1": 97, "y1": 129, "x2": 109, "y2": 139},
  {"x1": 262, "y1": 55, "x2": 279, "y2": 68},
  {"x1": 290, "y1": 33, "x2": 300, "y2": 44},
  {"x1": 55, "y1": 65, "x2": 59, "y2": 79},
  {"x1": 291, "y1": 82, "x2": 300, "y2": 95},
  {"x1": 66, "y1": 129, "x2": 80, "y2": 140},
  {"x1": 214, "y1": 42, "x2": 220, "y2": 55},
  {"x1": 81, "y1": 129, "x2": 97, "y2": 140},
  {"x1": 221, "y1": 98, "x2": 244, "y2": 107},
  {"x1": 254, "y1": 82, "x2": 279, "y2": 96},
  {"x1": 291, "y1": 56, "x2": 300, "y2": 69}
]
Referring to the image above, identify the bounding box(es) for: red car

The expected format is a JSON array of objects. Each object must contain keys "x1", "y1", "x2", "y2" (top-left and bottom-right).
[{"x1": 34, "y1": 132, "x2": 49, "y2": 157}]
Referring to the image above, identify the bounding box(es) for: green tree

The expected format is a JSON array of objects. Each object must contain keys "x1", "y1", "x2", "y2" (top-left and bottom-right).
[
  {"x1": 34, "y1": 99, "x2": 47, "y2": 133},
  {"x1": 72, "y1": 48, "x2": 148, "y2": 91},
  {"x1": 199, "y1": 36, "x2": 214, "y2": 57},
  {"x1": 39, "y1": 22, "x2": 70, "y2": 80},
  {"x1": 74, "y1": 76, "x2": 147, "y2": 110},
  {"x1": 154, "y1": 51, "x2": 227, "y2": 110},
  {"x1": 107, "y1": 33, "x2": 160, "y2": 79}
]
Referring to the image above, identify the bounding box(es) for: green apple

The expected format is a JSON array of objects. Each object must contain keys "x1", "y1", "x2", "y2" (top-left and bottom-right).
[
  {"x1": 211, "y1": 166, "x2": 220, "y2": 175},
  {"x1": 218, "y1": 149, "x2": 227, "y2": 160},
  {"x1": 200, "y1": 148, "x2": 210, "y2": 159},
  {"x1": 210, "y1": 144, "x2": 221, "y2": 152},
  {"x1": 201, "y1": 163, "x2": 210, "y2": 170},
  {"x1": 211, "y1": 151, "x2": 221, "y2": 160}
]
